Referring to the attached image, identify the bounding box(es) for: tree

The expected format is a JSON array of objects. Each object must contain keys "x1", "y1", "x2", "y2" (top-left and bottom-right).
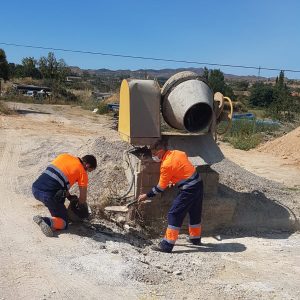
[
  {"x1": 248, "y1": 71, "x2": 295, "y2": 121},
  {"x1": 204, "y1": 68, "x2": 235, "y2": 99},
  {"x1": 22, "y1": 57, "x2": 41, "y2": 78},
  {"x1": 8, "y1": 63, "x2": 26, "y2": 78},
  {"x1": 276, "y1": 70, "x2": 285, "y2": 90},
  {"x1": 38, "y1": 52, "x2": 69, "y2": 82},
  {"x1": 202, "y1": 67, "x2": 209, "y2": 82},
  {"x1": 248, "y1": 82, "x2": 275, "y2": 107},
  {"x1": 0, "y1": 49, "x2": 9, "y2": 81},
  {"x1": 270, "y1": 70, "x2": 294, "y2": 121}
]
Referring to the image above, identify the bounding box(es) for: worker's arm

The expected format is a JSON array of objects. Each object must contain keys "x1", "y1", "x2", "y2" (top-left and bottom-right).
[
  {"x1": 78, "y1": 186, "x2": 87, "y2": 204},
  {"x1": 138, "y1": 166, "x2": 171, "y2": 202},
  {"x1": 77, "y1": 169, "x2": 89, "y2": 204}
]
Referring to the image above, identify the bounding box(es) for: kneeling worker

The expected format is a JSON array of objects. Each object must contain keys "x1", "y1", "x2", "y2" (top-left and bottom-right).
[
  {"x1": 138, "y1": 143, "x2": 203, "y2": 253},
  {"x1": 32, "y1": 153, "x2": 97, "y2": 237}
]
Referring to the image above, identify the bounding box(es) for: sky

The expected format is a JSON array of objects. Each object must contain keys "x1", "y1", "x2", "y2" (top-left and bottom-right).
[{"x1": 1, "y1": 0, "x2": 300, "y2": 78}]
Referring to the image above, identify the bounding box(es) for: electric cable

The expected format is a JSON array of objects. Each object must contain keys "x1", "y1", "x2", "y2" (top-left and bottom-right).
[{"x1": 1, "y1": 42, "x2": 300, "y2": 74}]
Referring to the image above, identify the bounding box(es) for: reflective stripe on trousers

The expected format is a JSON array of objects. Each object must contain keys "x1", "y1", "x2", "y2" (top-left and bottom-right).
[
  {"x1": 189, "y1": 223, "x2": 202, "y2": 239},
  {"x1": 51, "y1": 217, "x2": 66, "y2": 229},
  {"x1": 163, "y1": 225, "x2": 180, "y2": 244}
]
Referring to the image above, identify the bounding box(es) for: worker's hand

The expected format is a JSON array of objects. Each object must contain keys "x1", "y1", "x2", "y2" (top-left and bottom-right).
[
  {"x1": 137, "y1": 194, "x2": 147, "y2": 202},
  {"x1": 69, "y1": 200, "x2": 89, "y2": 219},
  {"x1": 67, "y1": 194, "x2": 79, "y2": 203},
  {"x1": 168, "y1": 181, "x2": 175, "y2": 188}
]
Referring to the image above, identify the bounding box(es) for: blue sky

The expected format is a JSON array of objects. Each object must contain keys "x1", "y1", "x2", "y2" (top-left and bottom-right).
[{"x1": 1, "y1": 0, "x2": 299, "y2": 78}]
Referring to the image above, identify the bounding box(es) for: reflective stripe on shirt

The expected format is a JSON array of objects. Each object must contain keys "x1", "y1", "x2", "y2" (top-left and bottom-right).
[
  {"x1": 178, "y1": 172, "x2": 201, "y2": 190},
  {"x1": 42, "y1": 164, "x2": 70, "y2": 190}
]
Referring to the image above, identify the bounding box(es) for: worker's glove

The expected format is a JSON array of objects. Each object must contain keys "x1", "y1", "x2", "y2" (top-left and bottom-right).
[
  {"x1": 54, "y1": 189, "x2": 67, "y2": 204},
  {"x1": 69, "y1": 200, "x2": 90, "y2": 219},
  {"x1": 67, "y1": 194, "x2": 79, "y2": 203}
]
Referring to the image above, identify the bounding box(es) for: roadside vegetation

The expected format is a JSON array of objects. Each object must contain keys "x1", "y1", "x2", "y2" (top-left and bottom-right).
[
  {"x1": 0, "y1": 100, "x2": 12, "y2": 115},
  {"x1": 221, "y1": 119, "x2": 280, "y2": 150},
  {"x1": 221, "y1": 70, "x2": 300, "y2": 150},
  {"x1": 1, "y1": 48, "x2": 299, "y2": 150},
  {"x1": 0, "y1": 48, "x2": 125, "y2": 109}
]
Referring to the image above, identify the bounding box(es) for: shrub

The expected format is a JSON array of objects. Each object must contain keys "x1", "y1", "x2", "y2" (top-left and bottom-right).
[
  {"x1": 1, "y1": 93, "x2": 35, "y2": 103},
  {"x1": 222, "y1": 119, "x2": 280, "y2": 150},
  {"x1": 224, "y1": 133, "x2": 262, "y2": 150},
  {"x1": 97, "y1": 102, "x2": 110, "y2": 115},
  {"x1": 0, "y1": 101, "x2": 12, "y2": 114},
  {"x1": 54, "y1": 87, "x2": 78, "y2": 103}
]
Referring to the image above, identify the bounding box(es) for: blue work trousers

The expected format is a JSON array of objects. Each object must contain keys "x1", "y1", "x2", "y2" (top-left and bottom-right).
[
  {"x1": 32, "y1": 186, "x2": 68, "y2": 223},
  {"x1": 161, "y1": 180, "x2": 203, "y2": 252}
]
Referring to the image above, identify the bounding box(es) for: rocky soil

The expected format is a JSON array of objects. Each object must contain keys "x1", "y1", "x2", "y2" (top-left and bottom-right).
[{"x1": 0, "y1": 102, "x2": 299, "y2": 300}]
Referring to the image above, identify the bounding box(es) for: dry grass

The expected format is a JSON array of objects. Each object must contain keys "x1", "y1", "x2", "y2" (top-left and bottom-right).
[
  {"x1": 70, "y1": 89, "x2": 92, "y2": 103},
  {"x1": 104, "y1": 92, "x2": 120, "y2": 104},
  {"x1": 0, "y1": 101, "x2": 12, "y2": 115}
]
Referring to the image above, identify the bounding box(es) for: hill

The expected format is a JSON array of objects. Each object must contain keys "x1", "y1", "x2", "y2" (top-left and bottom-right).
[{"x1": 69, "y1": 66, "x2": 271, "y2": 82}]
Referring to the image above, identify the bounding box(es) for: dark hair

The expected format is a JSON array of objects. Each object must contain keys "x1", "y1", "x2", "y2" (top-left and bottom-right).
[
  {"x1": 81, "y1": 155, "x2": 97, "y2": 169},
  {"x1": 151, "y1": 140, "x2": 167, "y2": 150}
]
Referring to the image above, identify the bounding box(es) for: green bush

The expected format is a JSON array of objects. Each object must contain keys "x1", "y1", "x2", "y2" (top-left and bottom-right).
[
  {"x1": 222, "y1": 119, "x2": 280, "y2": 150},
  {"x1": 54, "y1": 87, "x2": 78, "y2": 103},
  {"x1": 97, "y1": 102, "x2": 110, "y2": 114},
  {"x1": 224, "y1": 133, "x2": 262, "y2": 150},
  {"x1": 80, "y1": 98, "x2": 98, "y2": 111}
]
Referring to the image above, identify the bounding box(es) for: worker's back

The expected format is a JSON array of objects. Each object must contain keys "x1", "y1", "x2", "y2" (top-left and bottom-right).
[
  {"x1": 51, "y1": 154, "x2": 87, "y2": 187},
  {"x1": 159, "y1": 150, "x2": 196, "y2": 188},
  {"x1": 33, "y1": 153, "x2": 87, "y2": 192}
]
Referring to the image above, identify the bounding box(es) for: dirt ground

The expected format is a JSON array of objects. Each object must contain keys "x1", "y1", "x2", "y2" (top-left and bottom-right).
[
  {"x1": 219, "y1": 142, "x2": 300, "y2": 188},
  {"x1": 0, "y1": 102, "x2": 299, "y2": 300},
  {"x1": 258, "y1": 126, "x2": 300, "y2": 167}
]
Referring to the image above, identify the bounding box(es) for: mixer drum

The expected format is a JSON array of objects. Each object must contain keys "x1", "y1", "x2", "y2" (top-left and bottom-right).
[{"x1": 161, "y1": 72, "x2": 214, "y2": 133}]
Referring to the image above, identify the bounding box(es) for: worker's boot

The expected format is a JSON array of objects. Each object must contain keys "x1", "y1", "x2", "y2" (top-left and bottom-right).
[
  {"x1": 151, "y1": 241, "x2": 172, "y2": 253},
  {"x1": 33, "y1": 215, "x2": 54, "y2": 237},
  {"x1": 186, "y1": 236, "x2": 201, "y2": 245}
]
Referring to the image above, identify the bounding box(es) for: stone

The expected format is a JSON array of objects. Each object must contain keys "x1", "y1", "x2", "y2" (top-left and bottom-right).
[{"x1": 173, "y1": 270, "x2": 182, "y2": 275}]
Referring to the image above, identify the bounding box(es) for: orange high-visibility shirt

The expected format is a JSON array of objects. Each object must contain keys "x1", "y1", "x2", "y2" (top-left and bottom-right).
[
  {"x1": 52, "y1": 154, "x2": 88, "y2": 187},
  {"x1": 158, "y1": 150, "x2": 195, "y2": 190}
]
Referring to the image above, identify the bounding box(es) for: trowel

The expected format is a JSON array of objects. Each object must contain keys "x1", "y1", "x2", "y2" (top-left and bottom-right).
[{"x1": 104, "y1": 199, "x2": 138, "y2": 213}]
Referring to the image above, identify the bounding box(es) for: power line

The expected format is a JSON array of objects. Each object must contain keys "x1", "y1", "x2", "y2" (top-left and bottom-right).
[{"x1": 1, "y1": 42, "x2": 300, "y2": 74}]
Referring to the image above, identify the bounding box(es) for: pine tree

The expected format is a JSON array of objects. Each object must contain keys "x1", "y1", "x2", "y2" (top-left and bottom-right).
[{"x1": 0, "y1": 49, "x2": 9, "y2": 81}]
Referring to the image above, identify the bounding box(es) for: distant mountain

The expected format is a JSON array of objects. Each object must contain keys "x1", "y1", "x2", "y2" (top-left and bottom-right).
[{"x1": 69, "y1": 66, "x2": 268, "y2": 81}]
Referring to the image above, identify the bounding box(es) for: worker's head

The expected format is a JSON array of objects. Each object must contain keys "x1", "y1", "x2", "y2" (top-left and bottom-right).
[
  {"x1": 81, "y1": 155, "x2": 97, "y2": 172},
  {"x1": 150, "y1": 140, "x2": 167, "y2": 162}
]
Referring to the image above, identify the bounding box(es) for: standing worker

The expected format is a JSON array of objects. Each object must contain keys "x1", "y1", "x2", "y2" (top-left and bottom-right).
[
  {"x1": 32, "y1": 153, "x2": 97, "y2": 237},
  {"x1": 138, "y1": 142, "x2": 203, "y2": 253}
]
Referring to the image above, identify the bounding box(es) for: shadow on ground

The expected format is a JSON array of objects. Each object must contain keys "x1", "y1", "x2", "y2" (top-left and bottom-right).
[
  {"x1": 15, "y1": 109, "x2": 51, "y2": 115},
  {"x1": 203, "y1": 184, "x2": 300, "y2": 239},
  {"x1": 174, "y1": 242, "x2": 246, "y2": 254},
  {"x1": 58, "y1": 222, "x2": 247, "y2": 254},
  {"x1": 57, "y1": 220, "x2": 152, "y2": 248}
]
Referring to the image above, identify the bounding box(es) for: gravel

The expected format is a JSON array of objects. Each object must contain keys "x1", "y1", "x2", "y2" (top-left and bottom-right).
[{"x1": 212, "y1": 158, "x2": 300, "y2": 219}]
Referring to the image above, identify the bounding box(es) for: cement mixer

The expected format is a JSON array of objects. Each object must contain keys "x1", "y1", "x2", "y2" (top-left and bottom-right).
[
  {"x1": 118, "y1": 71, "x2": 232, "y2": 147},
  {"x1": 106, "y1": 71, "x2": 234, "y2": 234}
]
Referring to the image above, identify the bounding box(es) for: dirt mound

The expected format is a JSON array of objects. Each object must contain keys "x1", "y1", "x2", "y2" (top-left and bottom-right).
[{"x1": 258, "y1": 126, "x2": 300, "y2": 166}]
